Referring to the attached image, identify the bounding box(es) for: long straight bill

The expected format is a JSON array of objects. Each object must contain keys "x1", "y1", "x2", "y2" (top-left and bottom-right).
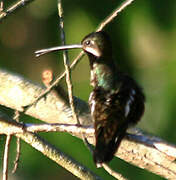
[{"x1": 35, "y1": 44, "x2": 83, "y2": 57}]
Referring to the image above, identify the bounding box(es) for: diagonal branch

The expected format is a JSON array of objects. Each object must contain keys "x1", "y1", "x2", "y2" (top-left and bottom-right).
[
  {"x1": 0, "y1": 69, "x2": 176, "y2": 179},
  {"x1": 57, "y1": 0, "x2": 79, "y2": 124},
  {"x1": 0, "y1": 0, "x2": 35, "y2": 23},
  {"x1": 96, "y1": 0, "x2": 134, "y2": 31}
]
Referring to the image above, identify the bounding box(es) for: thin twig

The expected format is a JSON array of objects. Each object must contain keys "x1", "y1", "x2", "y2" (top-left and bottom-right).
[
  {"x1": 13, "y1": 110, "x2": 20, "y2": 120},
  {"x1": 12, "y1": 137, "x2": 21, "y2": 174},
  {"x1": 0, "y1": 0, "x2": 34, "y2": 22},
  {"x1": 96, "y1": 0, "x2": 134, "y2": 31},
  {"x1": 3, "y1": 135, "x2": 12, "y2": 180},
  {"x1": 57, "y1": 0, "x2": 93, "y2": 156},
  {"x1": 0, "y1": 121, "x2": 94, "y2": 135},
  {"x1": 57, "y1": 0, "x2": 79, "y2": 124},
  {"x1": 12, "y1": 110, "x2": 21, "y2": 174},
  {"x1": 25, "y1": 123, "x2": 94, "y2": 135}
]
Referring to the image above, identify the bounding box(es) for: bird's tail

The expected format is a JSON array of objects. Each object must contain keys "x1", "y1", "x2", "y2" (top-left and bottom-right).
[{"x1": 93, "y1": 124, "x2": 128, "y2": 167}]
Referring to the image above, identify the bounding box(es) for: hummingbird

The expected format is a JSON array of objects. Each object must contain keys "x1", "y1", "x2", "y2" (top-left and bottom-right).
[{"x1": 35, "y1": 31, "x2": 145, "y2": 167}]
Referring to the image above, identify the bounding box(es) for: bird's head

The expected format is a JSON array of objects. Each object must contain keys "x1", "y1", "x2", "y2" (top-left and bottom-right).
[{"x1": 81, "y1": 31, "x2": 112, "y2": 58}]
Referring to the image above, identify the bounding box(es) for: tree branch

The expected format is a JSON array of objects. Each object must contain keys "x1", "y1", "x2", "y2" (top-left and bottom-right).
[
  {"x1": 0, "y1": 69, "x2": 176, "y2": 179},
  {"x1": 0, "y1": 69, "x2": 91, "y2": 125},
  {"x1": 0, "y1": 113, "x2": 101, "y2": 180},
  {"x1": 96, "y1": 0, "x2": 134, "y2": 31},
  {"x1": 0, "y1": 0, "x2": 35, "y2": 23}
]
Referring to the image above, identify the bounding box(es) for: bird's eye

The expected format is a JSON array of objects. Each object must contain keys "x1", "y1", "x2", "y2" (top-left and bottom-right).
[{"x1": 85, "y1": 40, "x2": 91, "y2": 46}]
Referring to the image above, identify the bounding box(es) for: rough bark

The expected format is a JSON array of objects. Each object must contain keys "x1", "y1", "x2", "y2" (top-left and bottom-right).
[{"x1": 0, "y1": 69, "x2": 176, "y2": 179}]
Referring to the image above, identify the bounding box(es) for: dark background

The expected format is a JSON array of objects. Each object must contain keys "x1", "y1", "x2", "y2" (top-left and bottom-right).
[{"x1": 0, "y1": 0, "x2": 176, "y2": 179}]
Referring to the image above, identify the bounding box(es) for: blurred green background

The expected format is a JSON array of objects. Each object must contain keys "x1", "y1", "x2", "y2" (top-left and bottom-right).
[{"x1": 0, "y1": 0, "x2": 176, "y2": 179}]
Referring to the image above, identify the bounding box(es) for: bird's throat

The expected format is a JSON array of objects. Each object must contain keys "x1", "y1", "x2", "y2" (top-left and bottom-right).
[{"x1": 90, "y1": 62, "x2": 115, "y2": 90}]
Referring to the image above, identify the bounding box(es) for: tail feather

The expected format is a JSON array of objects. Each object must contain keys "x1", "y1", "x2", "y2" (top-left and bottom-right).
[{"x1": 93, "y1": 129, "x2": 126, "y2": 167}]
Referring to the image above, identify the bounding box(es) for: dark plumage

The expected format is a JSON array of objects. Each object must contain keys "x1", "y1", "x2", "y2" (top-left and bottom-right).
[{"x1": 81, "y1": 31, "x2": 145, "y2": 167}]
